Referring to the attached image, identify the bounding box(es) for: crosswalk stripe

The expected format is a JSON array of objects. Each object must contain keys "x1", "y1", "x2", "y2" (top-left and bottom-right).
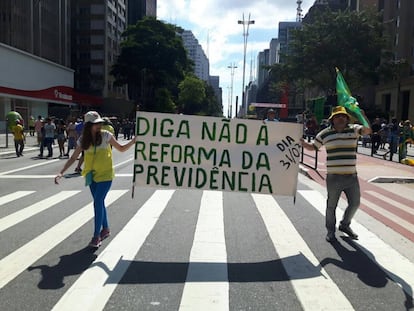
[
  {"x1": 0, "y1": 191, "x2": 35, "y2": 206},
  {"x1": 52, "y1": 190, "x2": 175, "y2": 311},
  {"x1": 299, "y1": 190, "x2": 414, "y2": 299},
  {"x1": 0, "y1": 190, "x2": 127, "y2": 289},
  {"x1": 0, "y1": 159, "x2": 60, "y2": 175},
  {"x1": 179, "y1": 191, "x2": 228, "y2": 311},
  {"x1": 365, "y1": 190, "x2": 414, "y2": 216},
  {"x1": 0, "y1": 191, "x2": 80, "y2": 233},
  {"x1": 253, "y1": 193, "x2": 355, "y2": 311},
  {"x1": 360, "y1": 197, "x2": 414, "y2": 233}
]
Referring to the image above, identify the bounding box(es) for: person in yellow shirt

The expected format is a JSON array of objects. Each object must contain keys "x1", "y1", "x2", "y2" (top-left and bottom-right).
[
  {"x1": 54, "y1": 111, "x2": 136, "y2": 248},
  {"x1": 12, "y1": 120, "x2": 25, "y2": 157}
]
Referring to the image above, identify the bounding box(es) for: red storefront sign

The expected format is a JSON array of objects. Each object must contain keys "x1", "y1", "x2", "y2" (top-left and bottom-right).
[{"x1": 0, "y1": 85, "x2": 102, "y2": 106}]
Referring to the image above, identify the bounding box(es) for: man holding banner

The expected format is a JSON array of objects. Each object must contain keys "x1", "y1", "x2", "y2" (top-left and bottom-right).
[
  {"x1": 301, "y1": 69, "x2": 372, "y2": 243},
  {"x1": 301, "y1": 106, "x2": 371, "y2": 242}
]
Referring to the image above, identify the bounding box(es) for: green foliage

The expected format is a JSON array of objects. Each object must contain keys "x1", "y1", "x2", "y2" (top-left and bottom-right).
[
  {"x1": 177, "y1": 75, "x2": 223, "y2": 116},
  {"x1": 284, "y1": 8, "x2": 389, "y2": 92},
  {"x1": 111, "y1": 17, "x2": 192, "y2": 112}
]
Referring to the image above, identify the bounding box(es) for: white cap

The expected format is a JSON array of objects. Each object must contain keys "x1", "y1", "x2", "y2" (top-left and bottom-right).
[{"x1": 84, "y1": 111, "x2": 104, "y2": 124}]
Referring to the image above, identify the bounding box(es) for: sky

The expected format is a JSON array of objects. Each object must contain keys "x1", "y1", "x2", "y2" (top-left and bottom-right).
[{"x1": 157, "y1": 0, "x2": 314, "y2": 117}]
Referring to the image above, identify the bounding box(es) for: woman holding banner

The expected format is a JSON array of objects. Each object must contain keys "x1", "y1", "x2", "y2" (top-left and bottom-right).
[{"x1": 54, "y1": 111, "x2": 136, "y2": 248}]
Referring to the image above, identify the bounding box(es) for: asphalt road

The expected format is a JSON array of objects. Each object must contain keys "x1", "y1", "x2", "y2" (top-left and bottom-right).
[{"x1": 0, "y1": 149, "x2": 413, "y2": 311}]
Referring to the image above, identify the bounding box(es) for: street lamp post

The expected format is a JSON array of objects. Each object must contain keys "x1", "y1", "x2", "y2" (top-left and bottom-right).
[
  {"x1": 238, "y1": 13, "x2": 254, "y2": 117},
  {"x1": 227, "y1": 63, "x2": 237, "y2": 118}
]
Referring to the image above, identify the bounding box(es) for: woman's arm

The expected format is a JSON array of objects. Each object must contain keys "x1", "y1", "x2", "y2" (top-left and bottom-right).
[
  {"x1": 109, "y1": 135, "x2": 136, "y2": 152},
  {"x1": 54, "y1": 146, "x2": 83, "y2": 184}
]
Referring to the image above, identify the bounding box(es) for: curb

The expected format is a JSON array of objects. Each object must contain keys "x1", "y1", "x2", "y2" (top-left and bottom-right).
[{"x1": 368, "y1": 176, "x2": 414, "y2": 184}]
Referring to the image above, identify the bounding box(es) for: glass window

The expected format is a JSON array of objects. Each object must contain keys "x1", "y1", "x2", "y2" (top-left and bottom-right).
[
  {"x1": 91, "y1": 35, "x2": 104, "y2": 44},
  {"x1": 91, "y1": 4, "x2": 105, "y2": 14},
  {"x1": 91, "y1": 20, "x2": 104, "y2": 30}
]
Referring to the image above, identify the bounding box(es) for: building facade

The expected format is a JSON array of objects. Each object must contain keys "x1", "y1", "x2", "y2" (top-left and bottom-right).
[
  {"x1": 180, "y1": 30, "x2": 210, "y2": 82},
  {"x1": 0, "y1": 0, "x2": 84, "y2": 130},
  {"x1": 71, "y1": 0, "x2": 128, "y2": 115},
  {"x1": 127, "y1": 0, "x2": 156, "y2": 25},
  {"x1": 375, "y1": 0, "x2": 414, "y2": 121}
]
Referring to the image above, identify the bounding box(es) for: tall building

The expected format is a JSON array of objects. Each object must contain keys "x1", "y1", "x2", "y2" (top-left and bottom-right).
[
  {"x1": 278, "y1": 22, "x2": 301, "y2": 64},
  {"x1": 376, "y1": 0, "x2": 414, "y2": 121},
  {"x1": 180, "y1": 30, "x2": 210, "y2": 81},
  {"x1": 128, "y1": 0, "x2": 156, "y2": 25},
  {"x1": 0, "y1": 0, "x2": 71, "y2": 67},
  {"x1": 71, "y1": 0, "x2": 127, "y2": 111},
  {"x1": 257, "y1": 49, "x2": 270, "y2": 88},
  {"x1": 0, "y1": 0, "x2": 94, "y2": 129}
]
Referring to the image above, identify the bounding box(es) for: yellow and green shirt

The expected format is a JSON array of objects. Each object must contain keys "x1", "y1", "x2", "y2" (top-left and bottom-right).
[
  {"x1": 313, "y1": 124, "x2": 363, "y2": 175},
  {"x1": 79, "y1": 130, "x2": 114, "y2": 182}
]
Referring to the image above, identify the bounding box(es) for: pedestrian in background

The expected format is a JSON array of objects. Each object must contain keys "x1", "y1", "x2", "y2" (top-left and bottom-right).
[
  {"x1": 54, "y1": 111, "x2": 136, "y2": 248},
  {"x1": 34, "y1": 115, "x2": 43, "y2": 146},
  {"x1": 12, "y1": 120, "x2": 25, "y2": 157},
  {"x1": 264, "y1": 108, "x2": 279, "y2": 122},
  {"x1": 43, "y1": 117, "x2": 56, "y2": 158},
  {"x1": 301, "y1": 106, "x2": 372, "y2": 242}
]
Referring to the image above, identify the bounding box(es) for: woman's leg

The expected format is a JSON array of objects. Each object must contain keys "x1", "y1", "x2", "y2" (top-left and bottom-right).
[{"x1": 90, "y1": 181, "x2": 112, "y2": 237}]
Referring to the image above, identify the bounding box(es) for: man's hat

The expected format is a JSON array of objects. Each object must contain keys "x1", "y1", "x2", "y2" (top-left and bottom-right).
[
  {"x1": 328, "y1": 106, "x2": 350, "y2": 120},
  {"x1": 267, "y1": 109, "x2": 275, "y2": 114}
]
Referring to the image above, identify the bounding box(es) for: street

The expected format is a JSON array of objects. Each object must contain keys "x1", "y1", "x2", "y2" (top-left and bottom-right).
[{"x1": 0, "y1": 145, "x2": 413, "y2": 310}]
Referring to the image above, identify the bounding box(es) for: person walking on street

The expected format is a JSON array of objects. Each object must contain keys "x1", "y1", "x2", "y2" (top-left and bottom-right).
[
  {"x1": 43, "y1": 117, "x2": 56, "y2": 158},
  {"x1": 301, "y1": 106, "x2": 372, "y2": 242},
  {"x1": 12, "y1": 120, "x2": 25, "y2": 157},
  {"x1": 34, "y1": 115, "x2": 43, "y2": 146},
  {"x1": 54, "y1": 111, "x2": 136, "y2": 248}
]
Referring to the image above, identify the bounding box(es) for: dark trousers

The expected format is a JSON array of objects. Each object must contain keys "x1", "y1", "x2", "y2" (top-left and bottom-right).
[{"x1": 14, "y1": 139, "x2": 24, "y2": 156}]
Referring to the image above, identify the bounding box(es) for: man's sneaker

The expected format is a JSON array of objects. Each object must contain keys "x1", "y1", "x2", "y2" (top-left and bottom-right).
[
  {"x1": 326, "y1": 231, "x2": 336, "y2": 243},
  {"x1": 339, "y1": 224, "x2": 358, "y2": 240},
  {"x1": 100, "y1": 228, "x2": 110, "y2": 240},
  {"x1": 89, "y1": 236, "x2": 101, "y2": 248}
]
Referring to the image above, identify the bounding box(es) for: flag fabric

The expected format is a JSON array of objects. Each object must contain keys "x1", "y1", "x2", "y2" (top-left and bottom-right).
[{"x1": 335, "y1": 68, "x2": 370, "y2": 127}]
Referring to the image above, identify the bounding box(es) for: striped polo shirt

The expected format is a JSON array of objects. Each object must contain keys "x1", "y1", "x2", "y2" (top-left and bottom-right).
[{"x1": 313, "y1": 124, "x2": 363, "y2": 174}]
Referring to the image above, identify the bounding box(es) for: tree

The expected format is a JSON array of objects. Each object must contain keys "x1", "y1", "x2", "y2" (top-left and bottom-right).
[
  {"x1": 178, "y1": 75, "x2": 206, "y2": 115},
  {"x1": 284, "y1": 8, "x2": 389, "y2": 93},
  {"x1": 111, "y1": 17, "x2": 192, "y2": 112}
]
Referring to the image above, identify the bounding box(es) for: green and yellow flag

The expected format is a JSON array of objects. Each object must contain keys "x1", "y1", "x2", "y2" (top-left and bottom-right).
[{"x1": 335, "y1": 68, "x2": 369, "y2": 127}]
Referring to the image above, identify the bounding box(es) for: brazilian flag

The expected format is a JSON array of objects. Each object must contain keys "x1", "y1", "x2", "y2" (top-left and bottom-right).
[{"x1": 336, "y1": 68, "x2": 369, "y2": 127}]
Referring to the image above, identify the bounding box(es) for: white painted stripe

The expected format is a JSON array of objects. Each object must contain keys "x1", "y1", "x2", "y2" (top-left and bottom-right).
[
  {"x1": 0, "y1": 191, "x2": 35, "y2": 206},
  {"x1": 52, "y1": 190, "x2": 175, "y2": 311},
  {"x1": 179, "y1": 191, "x2": 228, "y2": 311},
  {"x1": 299, "y1": 190, "x2": 414, "y2": 299},
  {"x1": 0, "y1": 190, "x2": 127, "y2": 289},
  {"x1": 360, "y1": 197, "x2": 414, "y2": 232},
  {"x1": 0, "y1": 159, "x2": 60, "y2": 175},
  {"x1": 0, "y1": 174, "x2": 133, "y2": 179},
  {"x1": 113, "y1": 157, "x2": 133, "y2": 169},
  {"x1": 0, "y1": 191, "x2": 80, "y2": 233},
  {"x1": 365, "y1": 190, "x2": 414, "y2": 216},
  {"x1": 252, "y1": 193, "x2": 354, "y2": 311}
]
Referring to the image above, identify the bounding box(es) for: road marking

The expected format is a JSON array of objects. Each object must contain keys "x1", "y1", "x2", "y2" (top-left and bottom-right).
[
  {"x1": 365, "y1": 190, "x2": 414, "y2": 216},
  {"x1": 0, "y1": 190, "x2": 127, "y2": 289},
  {"x1": 0, "y1": 191, "x2": 35, "y2": 206},
  {"x1": 0, "y1": 174, "x2": 133, "y2": 179},
  {"x1": 360, "y1": 197, "x2": 414, "y2": 232},
  {"x1": 179, "y1": 191, "x2": 228, "y2": 311},
  {"x1": 113, "y1": 157, "x2": 133, "y2": 168},
  {"x1": 0, "y1": 159, "x2": 60, "y2": 175},
  {"x1": 52, "y1": 190, "x2": 175, "y2": 311},
  {"x1": 0, "y1": 191, "x2": 80, "y2": 233},
  {"x1": 253, "y1": 193, "x2": 355, "y2": 311},
  {"x1": 299, "y1": 190, "x2": 414, "y2": 300}
]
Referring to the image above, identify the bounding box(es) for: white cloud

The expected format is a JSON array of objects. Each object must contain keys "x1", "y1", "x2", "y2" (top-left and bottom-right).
[{"x1": 158, "y1": 0, "x2": 314, "y2": 116}]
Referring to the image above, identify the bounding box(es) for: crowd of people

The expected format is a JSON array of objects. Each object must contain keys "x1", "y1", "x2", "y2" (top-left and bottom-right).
[
  {"x1": 12, "y1": 114, "x2": 136, "y2": 164},
  {"x1": 301, "y1": 113, "x2": 414, "y2": 163}
]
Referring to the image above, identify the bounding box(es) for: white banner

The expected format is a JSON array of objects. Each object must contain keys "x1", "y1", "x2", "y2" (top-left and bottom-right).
[{"x1": 133, "y1": 112, "x2": 302, "y2": 196}]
